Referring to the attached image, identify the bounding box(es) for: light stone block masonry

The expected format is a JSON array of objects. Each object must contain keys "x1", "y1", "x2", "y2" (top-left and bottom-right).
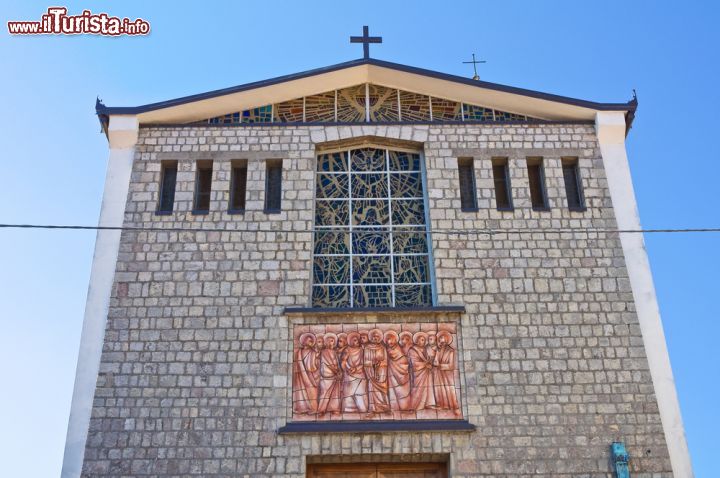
[{"x1": 72, "y1": 123, "x2": 680, "y2": 477}]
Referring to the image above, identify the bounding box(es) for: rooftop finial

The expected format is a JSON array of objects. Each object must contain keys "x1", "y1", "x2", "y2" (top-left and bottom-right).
[
  {"x1": 350, "y1": 26, "x2": 382, "y2": 59},
  {"x1": 463, "y1": 53, "x2": 486, "y2": 80}
]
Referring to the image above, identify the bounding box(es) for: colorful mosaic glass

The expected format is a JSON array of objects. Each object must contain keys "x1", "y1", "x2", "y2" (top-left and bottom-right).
[
  {"x1": 431, "y1": 97, "x2": 462, "y2": 121},
  {"x1": 305, "y1": 92, "x2": 336, "y2": 122},
  {"x1": 204, "y1": 86, "x2": 539, "y2": 125},
  {"x1": 207, "y1": 112, "x2": 241, "y2": 124},
  {"x1": 243, "y1": 105, "x2": 274, "y2": 123},
  {"x1": 399, "y1": 90, "x2": 431, "y2": 121},
  {"x1": 337, "y1": 85, "x2": 366, "y2": 122},
  {"x1": 206, "y1": 105, "x2": 274, "y2": 124},
  {"x1": 462, "y1": 104, "x2": 495, "y2": 121},
  {"x1": 312, "y1": 147, "x2": 433, "y2": 308},
  {"x1": 494, "y1": 110, "x2": 528, "y2": 121},
  {"x1": 275, "y1": 98, "x2": 304, "y2": 123},
  {"x1": 368, "y1": 85, "x2": 399, "y2": 122}
]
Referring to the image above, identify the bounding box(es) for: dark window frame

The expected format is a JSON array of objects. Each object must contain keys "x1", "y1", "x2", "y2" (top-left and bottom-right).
[
  {"x1": 491, "y1": 157, "x2": 514, "y2": 211},
  {"x1": 156, "y1": 160, "x2": 178, "y2": 215},
  {"x1": 192, "y1": 160, "x2": 213, "y2": 215},
  {"x1": 457, "y1": 157, "x2": 478, "y2": 212},
  {"x1": 264, "y1": 159, "x2": 283, "y2": 214},
  {"x1": 228, "y1": 160, "x2": 248, "y2": 214},
  {"x1": 526, "y1": 157, "x2": 550, "y2": 211},
  {"x1": 561, "y1": 157, "x2": 586, "y2": 212}
]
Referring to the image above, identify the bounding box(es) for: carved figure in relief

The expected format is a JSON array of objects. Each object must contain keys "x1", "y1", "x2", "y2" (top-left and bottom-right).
[
  {"x1": 318, "y1": 333, "x2": 343, "y2": 414},
  {"x1": 426, "y1": 332, "x2": 438, "y2": 365},
  {"x1": 292, "y1": 333, "x2": 319, "y2": 414},
  {"x1": 433, "y1": 330, "x2": 460, "y2": 413},
  {"x1": 291, "y1": 324, "x2": 461, "y2": 419},
  {"x1": 363, "y1": 328, "x2": 391, "y2": 414},
  {"x1": 315, "y1": 334, "x2": 325, "y2": 353},
  {"x1": 407, "y1": 332, "x2": 436, "y2": 410},
  {"x1": 341, "y1": 332, "x2": 368, "y2": 413},
  {"x1": 398, "y1": 331, "x2": 413, "y2": 355},
  {"x1": 336, "y1": 333, "x2": 348, "y2": 361},
  {"x1": 384, "y1": 330, "x2": 412, "y2": 411}
]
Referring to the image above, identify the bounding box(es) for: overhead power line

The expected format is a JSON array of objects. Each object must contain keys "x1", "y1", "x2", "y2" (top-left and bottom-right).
[{"x1": 1, "y1": 223, "x2": 719, "y2": 235}]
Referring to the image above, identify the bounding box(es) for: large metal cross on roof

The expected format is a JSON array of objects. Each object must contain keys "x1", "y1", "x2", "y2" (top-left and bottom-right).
[
  {"x1": 350, "y1": 25, "x2": 382, "y2": 59},
  {"x1": 463, "y1": 53, "x2": 486, "y2": 80}
]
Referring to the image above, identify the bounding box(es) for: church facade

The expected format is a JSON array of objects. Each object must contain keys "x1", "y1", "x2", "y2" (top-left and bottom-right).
[{"x1": 63, "y1": 32, "x2": 692, "y2": 478}]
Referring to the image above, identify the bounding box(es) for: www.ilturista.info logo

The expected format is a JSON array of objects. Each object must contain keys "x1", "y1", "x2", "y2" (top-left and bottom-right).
[{"x1": 7, "y1": 7, "x2": 150, "y2": 36}]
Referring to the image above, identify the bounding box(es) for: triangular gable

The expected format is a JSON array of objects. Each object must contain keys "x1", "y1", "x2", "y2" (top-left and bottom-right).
[
  {"x1": 200, "y1": 84, "x2": 537, "y2": 125},
  {"x1": 96, "y1": 58, "x2": 636, "y2": 126}
]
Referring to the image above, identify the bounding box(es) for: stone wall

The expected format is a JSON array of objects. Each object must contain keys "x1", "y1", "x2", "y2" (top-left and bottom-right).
[{"x1": 81, "y1": 123, "x2": 673, "y2": 477}]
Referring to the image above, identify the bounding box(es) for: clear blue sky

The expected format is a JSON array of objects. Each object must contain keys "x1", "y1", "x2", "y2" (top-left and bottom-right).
[{"x1": 1, "y1": 1, "x2": 717, "y2": 476}]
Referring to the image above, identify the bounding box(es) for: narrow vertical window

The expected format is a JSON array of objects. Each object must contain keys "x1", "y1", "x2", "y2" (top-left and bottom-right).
[
  {"x1": 562, "y1": 157, "x2": 585, "y2": 211},
  {"x1": 229, "y1": 160, "x2": 247, "y2": 213},
  {"x1": 193, "y1": 160, "x2": 213, "y2": 214},
  {"x1": 264, "y1": 159, "x2": 282, "y2": 213},
  {"x1": 492, "y1": 157, "x2": 513, "y2": 210},
  {"x1": 526, "y1": 157, "x2": 549, "y2": 210},
  {"x1": 458, "y1": 158, "x2": 478, "y2": 211},
  {"x1": 157, "y1": 160, "x2": 177, "y2": 214}
]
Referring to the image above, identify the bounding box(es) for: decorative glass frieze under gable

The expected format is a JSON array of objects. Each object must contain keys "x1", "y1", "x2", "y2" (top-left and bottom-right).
[
  {"x1": 207, "y1": 105, "x2": 274, "y2": 124},
  {"x1": 201, "y1": 84, "x2": 539, "y2": 124},
  {"x1": 312, "y1": 147, "x2": 434, "y2": 308}
]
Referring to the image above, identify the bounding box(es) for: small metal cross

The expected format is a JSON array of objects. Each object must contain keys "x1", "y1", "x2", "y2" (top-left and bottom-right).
[
  {"x1": 350, "y1": 25, "x2": 382, "y2": 59},
  {"x1": 463, "y1": 53, "x2": 486, "y2": 80}
]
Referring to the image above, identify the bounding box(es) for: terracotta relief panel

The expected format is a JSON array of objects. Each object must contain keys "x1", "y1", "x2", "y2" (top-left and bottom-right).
[{"x1": 291, "y1": 322, "x2": 462, "y2": 421}]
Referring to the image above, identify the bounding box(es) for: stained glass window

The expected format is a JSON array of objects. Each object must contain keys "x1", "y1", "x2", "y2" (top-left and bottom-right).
[
  {"x1": 431, "y1": 97, "x2": 462, "y2": 121},
  {"x1": 399, "y1": 91, "x2": 431, "y2": 121},
  {"x1": 275, "y1": 98, "x2": 304, "y2": 123},
  {"x1": 304, "y1": 92, "x2": 336, "y2": 122},
  {"x1": 312, "y1": 148, "x2": 433, "y2": 308},
  {"x1": 337, "y1": 85, "x2": 366, "y2": 122},
  {"x1": 201, "y1": 87, "x2": 541, "y2": 124},
  {"x1": 494, "y1": 110, "x2": 527, "y2": 121},
  {"x1": 462, "y1": 104, "x2": 495, "y2": 122},
  {"x1": 368, "y1": 85, "x2": 399, "y2": 122},
  {"x1": 207, "y1": 105, "x2": 274, "y2": 124}
]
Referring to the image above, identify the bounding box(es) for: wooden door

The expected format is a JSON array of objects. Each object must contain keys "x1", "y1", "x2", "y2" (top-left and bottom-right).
[{"x1": 307, "y1": 463, "x2": 446, "y2": 478}]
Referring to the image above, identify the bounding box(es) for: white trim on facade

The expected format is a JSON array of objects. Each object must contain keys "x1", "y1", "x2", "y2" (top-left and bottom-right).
[
  {"x1": 596, "y1": 111, "x2": 693, "y2": 478},
  {"x1": 61, "y1": 115, "x2": 139, "y2": 478}
]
